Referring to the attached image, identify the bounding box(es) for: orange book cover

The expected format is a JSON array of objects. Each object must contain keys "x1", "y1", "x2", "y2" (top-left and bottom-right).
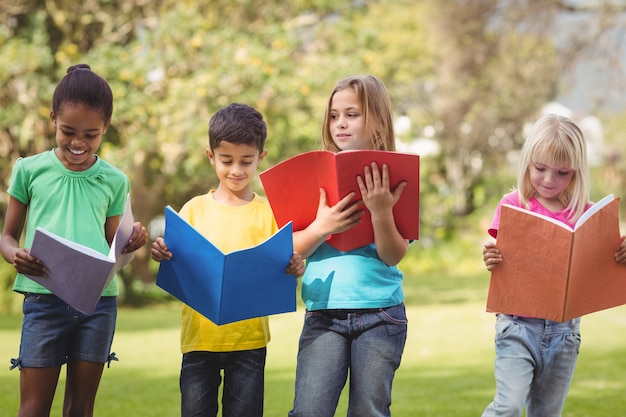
[
  {"x1": 259, "y1": 150, "x2": 420, "y2": 252},
  {"x1": 486, "y1": 194, "x2": 626, "y2": 322}
]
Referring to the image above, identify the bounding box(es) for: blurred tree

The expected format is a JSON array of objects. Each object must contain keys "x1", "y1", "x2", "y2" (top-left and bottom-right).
[
  {"x1": 0, "y1": 0, "x2": 624, "y2": 306},
  {"x1": 0, "y1": 0, "x2": 371, "y2": 302}
]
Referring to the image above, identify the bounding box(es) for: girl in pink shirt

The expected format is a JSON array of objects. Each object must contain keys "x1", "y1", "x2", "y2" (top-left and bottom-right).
[{"x1": 481, "y1": 114, "x2": 626, "y2": 417}]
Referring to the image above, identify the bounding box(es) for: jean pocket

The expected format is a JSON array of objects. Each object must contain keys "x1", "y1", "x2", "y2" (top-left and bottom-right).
[
  {"x1": 380, "y1": 304, "x2": 408, "y2": 326},
  {"x1": 495, "y1": 316, "x2": 517, "y2": 340}
]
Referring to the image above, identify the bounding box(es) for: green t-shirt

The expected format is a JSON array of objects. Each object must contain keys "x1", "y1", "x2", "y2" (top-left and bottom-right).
[{"x1": 8, "y1": 149, "x2": 130, "y2": 296}]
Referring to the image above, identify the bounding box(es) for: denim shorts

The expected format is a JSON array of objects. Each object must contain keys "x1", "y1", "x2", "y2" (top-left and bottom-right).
[{"x1": 13, "y1": 293, "x2": 117, "y2": 368}]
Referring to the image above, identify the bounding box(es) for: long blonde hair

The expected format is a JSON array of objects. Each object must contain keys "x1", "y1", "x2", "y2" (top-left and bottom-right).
[
  {"x1": 321, "y1": 75, "x2": 396, "y2": 152},
  {"x1": 517, "y1": 114, "x2": 590, "y2": 222}
]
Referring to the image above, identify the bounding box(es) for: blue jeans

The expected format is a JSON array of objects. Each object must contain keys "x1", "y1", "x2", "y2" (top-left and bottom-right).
[
  {"x1": 482, "y1": 314, "x2": 581, "y2": 417},
  {"x1": 180, "y1": 348, "x2": 266, "y2": 417},
  {"x1": 12, "y1": 293, "x2": 117, "y2": 368},
  {"x1": 288, "y1": 303, "x2": 407, "y2": 417}
]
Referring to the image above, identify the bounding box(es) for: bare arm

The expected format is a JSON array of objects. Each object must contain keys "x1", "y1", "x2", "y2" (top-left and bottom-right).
[
  {"x1": 0, "y1": 197, "x2": 46, "y2": 276},
  {"x1": 357, "y1": 162, "x2": 408, "y2": 266}
]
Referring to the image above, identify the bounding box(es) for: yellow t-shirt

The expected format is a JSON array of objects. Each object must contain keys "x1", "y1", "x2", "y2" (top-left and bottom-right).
[{"x1": 178, "y1": 191, "x2": 278, "y2": 353}]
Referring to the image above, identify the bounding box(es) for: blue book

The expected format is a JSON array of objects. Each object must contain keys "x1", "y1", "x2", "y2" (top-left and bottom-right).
[{"x1": 156, "y1": 206, "x2": 297, "y2": 325}]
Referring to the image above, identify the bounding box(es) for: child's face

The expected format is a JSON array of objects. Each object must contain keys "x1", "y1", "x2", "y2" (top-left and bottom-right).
[
  {"x1": 206, "y1": 141, "x2": 266, "y2": 197},
  {"x1": 51, "y1": 103, "x2": 110, "y2": 172},
  {"x1": 529, "y1": 160, "x2": 575, "y2": 204},
  {"x1": 328, "y1": 88, "x2": 370, "y2": 151}
]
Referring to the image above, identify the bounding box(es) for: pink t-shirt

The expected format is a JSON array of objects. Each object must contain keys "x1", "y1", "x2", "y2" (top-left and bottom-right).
[{"x1": 488, "y1": 191, "x2": 579, "y2": 238}]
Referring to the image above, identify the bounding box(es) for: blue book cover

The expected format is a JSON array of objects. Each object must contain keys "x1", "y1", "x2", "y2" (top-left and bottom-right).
[{"x1": 156, "y1": 206, "x2": 297, "y2": 325}]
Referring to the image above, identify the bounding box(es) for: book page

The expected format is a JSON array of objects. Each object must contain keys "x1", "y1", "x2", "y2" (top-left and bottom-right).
[
  {"x1": 574, "y1": 194, "x2": 615, "y2": 230},
  {"x1": 501, "y1": 204, "x2": 572, "y2": 231},
  {"x1": 35, "y1": 228, "x2": 112, "y2": 261},
  {"x1": 109, "y1": 194, "x2": 136, "y2": 271}
]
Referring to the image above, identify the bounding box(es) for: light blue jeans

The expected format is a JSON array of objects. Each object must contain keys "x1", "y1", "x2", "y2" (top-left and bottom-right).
[
  {"x1": 482, "y1": 314, "x2": 581, "y2": 417},
  {"x1": 288, "y1": 303, "x2": 407, "y2": 417}
]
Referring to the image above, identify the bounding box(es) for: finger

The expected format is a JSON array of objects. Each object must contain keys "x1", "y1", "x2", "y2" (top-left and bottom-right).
[
  {"x1": 392, "y1": 181, "x2": 407, "y2": 201},
  {"x1": 356, "y1": 175, "x2": 367, "y2": 196},
  {"x1": 363, "y1": 165, "x2": 374, "y2": 189},
  {"x1": 369, "y1": 162, "x2": 381, "y2": 186},
  {"x1": 318, "y1": 188, "x2": 329, "y2": 208},
  {"x1": 380, "y1": 163, "x2": 390, "y2": 188},
  {"x1": 335, "y1": 192, "x2": 359, "y2": 211}
]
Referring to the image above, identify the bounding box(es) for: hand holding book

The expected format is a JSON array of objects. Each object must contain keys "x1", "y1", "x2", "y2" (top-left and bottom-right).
[
  {"x1": 486, "y1": 194, "x2": 626, "y2": 321},
  {"x1": 260, "y1": 150, "x2": 420, "y2": 252}
]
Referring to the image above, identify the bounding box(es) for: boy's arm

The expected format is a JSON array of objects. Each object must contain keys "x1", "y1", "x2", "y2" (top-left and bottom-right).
[
  {"x1": 293, "y1": 188, "x2": 363, "y2": 258},
  {"x1": 151, "y1": 237, "x2": 172, "y2": 262},
  {"x1": 285, "y1": 252, "x2": 305, "y2": 277}
]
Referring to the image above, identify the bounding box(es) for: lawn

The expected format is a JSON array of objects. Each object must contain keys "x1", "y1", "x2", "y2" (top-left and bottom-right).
[{"x1": 1, "y1": 272, "x2": 626, "y2": 416}]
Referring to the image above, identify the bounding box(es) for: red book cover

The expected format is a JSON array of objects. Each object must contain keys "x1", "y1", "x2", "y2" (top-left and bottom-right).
[
  {"x1": 260, "y1": 150, "x2": 420, "y2": 252},
  {"x1": 486, "y1": 195, "x2": 626, "y2": 321}
]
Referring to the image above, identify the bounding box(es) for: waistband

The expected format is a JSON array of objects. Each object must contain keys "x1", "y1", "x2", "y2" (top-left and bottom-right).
[{"x1": 498, "y1": 313, "x2": 580, "y2": 333}]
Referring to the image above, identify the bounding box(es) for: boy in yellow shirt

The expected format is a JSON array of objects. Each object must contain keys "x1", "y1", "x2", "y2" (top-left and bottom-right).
[{"x1": 151, "y1": 103, "x2": 304, "y2": 417}]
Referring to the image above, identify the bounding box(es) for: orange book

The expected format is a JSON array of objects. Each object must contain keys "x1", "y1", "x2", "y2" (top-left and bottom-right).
[
  {"x1": 259, "y1": 150, "x2": 420, "y2": 252},
  {"x1": 486, "y1": 194, "x2": 626, "y2": 322}
]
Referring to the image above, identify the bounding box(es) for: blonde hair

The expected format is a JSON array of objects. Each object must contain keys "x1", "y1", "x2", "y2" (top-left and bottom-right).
[
  {"x1": 321, "y1": 75, "x2": 396, "y2": 152},
  {"x1": 517, "y1": 114, "x2": 590, "y2": 222}
]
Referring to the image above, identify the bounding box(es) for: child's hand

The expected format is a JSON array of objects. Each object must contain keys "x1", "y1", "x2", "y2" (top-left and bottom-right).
[
  {"x1": 311, "y1": 188, "x2": 364, "y2": 236},
  {"x1": 615, "y1": 235, "x2": 626, "y2": 264},
  {"x1": 12, "y1": 247, "x2": 47, "y2": 277},
  {"x1": 151, "y1": 237, "x2": 172, "y2": 262},
  {"x1": 483, "y1": 242, "x2": 503, "y2": 271},
  {"x1": 357, "y1": 162, "x2": 406, "y2": 216},
  {"x1": 123, "y1": 222, "x2": 148, "y2": 254},
  {"x1": 286, "y1": 252, "x2": 305, "y2": 277}
]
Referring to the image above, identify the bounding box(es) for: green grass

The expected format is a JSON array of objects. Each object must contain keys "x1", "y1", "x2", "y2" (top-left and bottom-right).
[{"x1": 2, "y1": 269, "x2": 626, "y2": 416}]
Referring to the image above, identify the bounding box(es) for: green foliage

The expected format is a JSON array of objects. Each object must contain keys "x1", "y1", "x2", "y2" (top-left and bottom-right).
[{"x1": 1, "y1": 0, "x2": 624, "y2": 305}]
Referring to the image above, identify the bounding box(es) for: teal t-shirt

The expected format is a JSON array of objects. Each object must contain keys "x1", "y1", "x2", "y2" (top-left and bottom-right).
[
  {"x1": 301, "y1": 242, "x2": 405, "y2": 311},
  {"x1": 8, "y1": 149, "x2": 130, "y2": 296}
]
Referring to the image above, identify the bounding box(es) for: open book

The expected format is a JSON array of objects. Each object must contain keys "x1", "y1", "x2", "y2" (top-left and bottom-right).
[
  {"x1": 26, "y1": 194, "x2": 135, "y2": 315},
  {"x1": 155, "y1": 206, "x2": 297, "y2": 325},
  {"x1": 486, "y1": 194, "x2": 626, "y2": 322},
  {"x1": 260, "y1": 150, "x2": 420, "y2": 252}
]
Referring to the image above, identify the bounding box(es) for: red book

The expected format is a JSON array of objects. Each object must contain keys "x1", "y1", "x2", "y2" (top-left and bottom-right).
[
  {"x1": 260, "y1": 150, "x2": 420, "y2": 252},
  {"x1": 486, "y1": 194, "x2": 626, "y2": 321}
]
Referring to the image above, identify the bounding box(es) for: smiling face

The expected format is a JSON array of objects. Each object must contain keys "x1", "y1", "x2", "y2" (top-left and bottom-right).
[
  {"x1": 328, "y1": 88, "x2": 371, "y2": 151},
  {"x1": 528, "y1": 159, "x2": 575, "y2": 210},
  {"x1": 51, "y1": 103, "x2": 110, "y2": 171},
  {"x1": 206, "y1": 141, "x2": 267, "y2": 204}
]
